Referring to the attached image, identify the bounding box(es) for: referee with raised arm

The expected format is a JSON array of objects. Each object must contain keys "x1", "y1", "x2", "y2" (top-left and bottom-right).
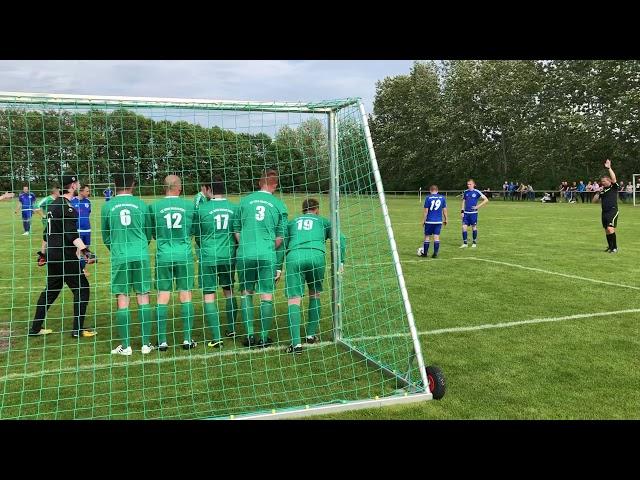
[
  {"x1": 29, "y1": 173, "x2": 98, "y2": 338},
  {"x1": 593, "y1": 159, "x2": 620, "y2": 253}
]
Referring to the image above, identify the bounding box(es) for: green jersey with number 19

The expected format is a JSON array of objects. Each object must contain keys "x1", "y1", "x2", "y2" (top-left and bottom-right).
[
  {"x1": 194, "y1": 198, "x2": 238, "y2": 265},
  {"x1": 234, "y1": 190, "x2": 288, "y2": 261},
  {"x1": 149, "y1": 196, "x2": 195, "y2": 264},
  {"x1": 101, "y1": 194, "x2": 152, "y2": 265}
]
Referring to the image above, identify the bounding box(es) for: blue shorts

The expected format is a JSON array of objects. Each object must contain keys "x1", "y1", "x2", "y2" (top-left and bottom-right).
[
  {"x1": 424, "y1": 223, "x2": 442, "y2": 235},
  {"x1": 79, "y1": 232, "x2": 91, "y2": 246},
  {"x1": 21, "y1": 211, "x2": 32, "y2": 220},
  {"x1": 463, "y1": 212, "x2": 478, "y2": 226}
]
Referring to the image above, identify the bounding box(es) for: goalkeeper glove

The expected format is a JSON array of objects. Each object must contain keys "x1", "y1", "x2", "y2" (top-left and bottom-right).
[{"x1": 81, "y1": 248, "x2": 97, "y2": 265}]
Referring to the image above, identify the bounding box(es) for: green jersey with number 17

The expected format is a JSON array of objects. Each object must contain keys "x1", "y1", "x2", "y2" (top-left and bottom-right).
[
  {"x1": 234, "y1": 190, "x2": 288, "y2": 261},
  {"x1": 194, "y1": 198, "x2": 238, "y2": 265},
  {"x1": 100, "y1": 194, "x2": 152, "y2": 265},
  {"x1": 149, "y1": 196, "x2": 195, "y2": 264}
]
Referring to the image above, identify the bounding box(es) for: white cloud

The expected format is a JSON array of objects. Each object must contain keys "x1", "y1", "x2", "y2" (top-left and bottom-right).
[{"x1": 0, "y1": 60, "x2": 414, "y2": 113}]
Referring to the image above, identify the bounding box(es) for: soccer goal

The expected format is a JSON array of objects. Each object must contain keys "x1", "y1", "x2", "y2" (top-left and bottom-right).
[{"x1": 0, "y1": 91, "x2": 443, "y2": 420}]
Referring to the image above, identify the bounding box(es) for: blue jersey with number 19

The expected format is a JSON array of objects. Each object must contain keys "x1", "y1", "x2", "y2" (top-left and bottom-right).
[{"x1": 424, "y1": 194, "x2": 447, "y2": 223}]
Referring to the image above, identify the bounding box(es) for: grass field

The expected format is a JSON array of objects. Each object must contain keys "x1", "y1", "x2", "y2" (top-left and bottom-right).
[{"x1": 1, "y1": 193, "x2": 639, "y2": 419}]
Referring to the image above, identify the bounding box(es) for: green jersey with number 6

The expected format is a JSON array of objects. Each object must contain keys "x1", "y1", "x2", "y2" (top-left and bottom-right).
[
  {"x1": 234, "y1": 190, "x2": 288, "y2": 261},
  {"x1": 149, "y1": 196, "x2": 195, "y2": 263},
  {"x1": 100, "y1": 194, "x2": 152, "y2": 265},
  {"x1": 194, "y1": 198, "x2": 238, "y2": 265}
]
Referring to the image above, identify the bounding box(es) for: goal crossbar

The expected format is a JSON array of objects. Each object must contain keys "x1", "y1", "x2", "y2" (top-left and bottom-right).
[{"x1": 0, "y1": 91, "x2": 360, "y2": 113}]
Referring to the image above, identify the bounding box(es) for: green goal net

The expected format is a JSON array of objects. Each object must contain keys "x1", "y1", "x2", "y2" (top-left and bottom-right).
[{"x1": 0, "y1": 92, "x2": 431, "y2": 419}]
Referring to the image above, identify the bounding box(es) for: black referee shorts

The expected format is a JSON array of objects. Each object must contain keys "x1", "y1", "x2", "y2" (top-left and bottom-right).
[{"x1": 602, "y1": 209, "x2": 619, "y2": 229}]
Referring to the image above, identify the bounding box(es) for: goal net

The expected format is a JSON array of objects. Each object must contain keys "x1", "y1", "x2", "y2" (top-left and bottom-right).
[{"x1": 0, "y1": 92, "x2": 432, "y2": 419}]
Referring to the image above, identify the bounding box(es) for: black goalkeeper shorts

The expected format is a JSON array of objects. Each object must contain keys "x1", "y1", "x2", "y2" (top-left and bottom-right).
[{"x1": 602, "y1": 209, "x2": 619, "y2": 229}]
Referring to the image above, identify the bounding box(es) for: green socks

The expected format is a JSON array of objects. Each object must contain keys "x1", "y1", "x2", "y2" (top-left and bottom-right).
[
  {"x1": 157, "y1": 304, "x2": 168, "y2": 345},
  {"x1": 225, "y1": 296, "x2": 238, "y2": 333},
  {"x1": 204, "y1": 301, "x2": 221, "y2": 342},
  {"x1": 182, "y1": 302, "x2": 194, "y2": 343},
  {"x1": 307, "y1": 297, "x2": 321, "y2": 337},
  {"x1": 116, "y1": 308, "x2": 130, "y2": 349},
  {"x1": 260, "y1": 300, "x2": 274, "y2": 342},
  {"x1": 139, "y1": 304, "x2": 153, "y2": 346},
  {"x1": 288, "y1": 304, "x2": 302, "y2": 347},
  {"x1": 241, "y1": 295, "x2": 254, "y2": 337}
]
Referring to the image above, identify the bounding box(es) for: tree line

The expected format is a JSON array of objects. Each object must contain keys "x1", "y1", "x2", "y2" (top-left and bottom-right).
[
  {"x1": 370, "y1": 60, "x2": 640, "y2": 191},
  {"x1": 0, "y1": 108, "x2": 332, "y2": 195}
]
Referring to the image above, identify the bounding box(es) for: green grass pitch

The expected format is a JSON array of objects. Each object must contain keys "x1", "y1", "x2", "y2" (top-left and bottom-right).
[{"x1": 1, "y1": 194, "x2": 639, "y2": 419}]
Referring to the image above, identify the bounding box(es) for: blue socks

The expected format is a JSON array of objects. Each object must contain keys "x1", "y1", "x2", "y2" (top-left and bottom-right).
[
  {"x1": 472, "y1": 230, "x2": 478, "y2": 243},
  {"x1": 423, "y1": 241, "x2": 430, "y2": 255},
  {"x1": 23, "y1": 220, "x2": 30, "y2": 232},
  {"x1": 434, "y1": 241, "x2": 440, "y2": 254},
  {"x1": 462, "y1": 230, "x2": 468, "y2": 244}
]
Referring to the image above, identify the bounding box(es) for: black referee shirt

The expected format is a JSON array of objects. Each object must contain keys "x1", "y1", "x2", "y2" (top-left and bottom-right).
[
  {"x1": 46, "y1": 196, "x2": 80, "y2": 261},
  {"x1": 599, "y1": 182, "x2": 619, "y2": 211}
]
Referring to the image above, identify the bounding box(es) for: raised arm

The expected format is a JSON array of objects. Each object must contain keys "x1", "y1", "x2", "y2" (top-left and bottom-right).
[{"x1": 604, "y1": 159, "x2": 617, "y2": 183}]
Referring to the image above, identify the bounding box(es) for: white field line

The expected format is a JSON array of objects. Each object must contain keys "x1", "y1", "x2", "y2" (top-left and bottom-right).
[
  {"x1": 0, "y1": 340, "x2": 335, "y2": 383},
  {"x1": 2, "y1": 308, "x2": 638, "y2": 383},
  {"x1": 351, "y1": 257, "x2": 640, "y2": 291},
  {"x1": 349, "y1": 308, "x2": 640, "y2": 342},
  {"x1": 463, "y1": 257, "x2": 640, "y2": 291}
]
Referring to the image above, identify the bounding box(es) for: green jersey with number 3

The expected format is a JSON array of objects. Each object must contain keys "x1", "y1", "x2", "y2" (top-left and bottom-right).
[
  {"x1": 234, "y1": 190, "x2": 288, "y2": 261},
  {"x1": 194, "y1": 198, "x2": 238, "y2": 265},
  {"x1": 149, "y1": 196, "x2": 195, "y2": 263},
  {"x1": 101, "y1": 194, "x2": 152, "y2": 265}
]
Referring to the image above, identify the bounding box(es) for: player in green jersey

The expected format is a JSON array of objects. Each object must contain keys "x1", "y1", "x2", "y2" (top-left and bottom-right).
[
  {"x1": 101, "y1": 173, "x2": 154, "y2": 356},
  {"x1": 233, "y1": 169, "x2": 288, "y2": 348},
  {"x1": 149, "y1": 175, "x2": 197, "y2": 351},
  {"x1": 193, "y1": 176, "x2": 239, "y2": 348},
  {"x1": 283, "y1": 198, "x2": 345, "y2": 354},
  {"x1": 34, "y1": 186, "x2": 60, "y2": 266},
  {"x1": 193, "y1": 185, "x2": 208, "y2": 210}
]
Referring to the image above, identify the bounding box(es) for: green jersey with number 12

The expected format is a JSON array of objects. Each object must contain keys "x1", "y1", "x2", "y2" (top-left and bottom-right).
[{"x1": 149, "y1": 196, "x2": 195, "y2": 264}]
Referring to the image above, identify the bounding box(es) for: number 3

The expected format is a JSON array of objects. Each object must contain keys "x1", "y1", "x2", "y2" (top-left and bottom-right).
[{"x1": 255, "y1": 205, "x2": 266, "y2": 221}]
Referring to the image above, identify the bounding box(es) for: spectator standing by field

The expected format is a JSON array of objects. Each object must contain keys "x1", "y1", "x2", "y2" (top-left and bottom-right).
[
  {"x1": 502, "y1": 181, "x2": 509, "y2": 200},
  {"x1": 577, "y1": 180, "x2": 587, "y2": 203},
  {"x1": 527, "y1": 184, "x2": 535, "y2": 201}
]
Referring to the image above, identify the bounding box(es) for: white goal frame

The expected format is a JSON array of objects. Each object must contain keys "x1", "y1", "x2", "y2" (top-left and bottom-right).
[
  {"x1": 633, "y1": 174, "x2": 640, "y2": 206},
  {"x1": 0, "y1": 91, "x2": 433, "y2": 419}
]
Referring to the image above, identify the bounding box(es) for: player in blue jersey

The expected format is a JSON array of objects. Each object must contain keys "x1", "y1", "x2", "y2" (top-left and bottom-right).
[
  {"x1": 16, "y1": 185, "x2": 36, "y2": 235},
  {"x1": 460, "y1": 179, "x2": 489, "y2": 248},
  {"x1": 420, "y1": 185, "x2": 448, "y2": 258},
  {"x1": 71, "y1": 185, "x2": 93, "y2": 273},
  {"x1": 71, "y1": 185, "x2": 92, "y2": 246},
  {"x1": 104, "y1": 187, "x2": 113, "y2": 202}
]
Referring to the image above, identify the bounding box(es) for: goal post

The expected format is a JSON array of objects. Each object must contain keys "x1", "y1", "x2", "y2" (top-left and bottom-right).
[
  {"x1": 0, "y1": 91, "x2": 434, "y2": 419},
  {"x1": 633, "y1": 174, "x2": 640, "y2": 206}
]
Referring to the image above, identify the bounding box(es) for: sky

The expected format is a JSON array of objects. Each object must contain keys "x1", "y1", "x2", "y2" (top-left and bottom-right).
[{"x1": 0, "y1": 60, "x2": 415, "y2": 114}]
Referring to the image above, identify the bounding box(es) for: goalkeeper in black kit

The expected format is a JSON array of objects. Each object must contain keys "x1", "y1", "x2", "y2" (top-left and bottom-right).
[
  {"x1": 593, "y1": 159, "x2": 620, "y2": 253},
  {"x1": 28, "y1": 173, "x2": 97, "y2": 338}
]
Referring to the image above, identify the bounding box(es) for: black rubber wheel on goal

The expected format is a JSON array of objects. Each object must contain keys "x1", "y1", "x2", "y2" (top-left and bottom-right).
[{"x1": 425, "y1": 365, "x2": 446, "y2": 400}]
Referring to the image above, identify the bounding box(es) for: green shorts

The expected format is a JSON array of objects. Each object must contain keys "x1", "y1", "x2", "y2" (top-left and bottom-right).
[
  {"x1": 155, "y1": 261, "x2": 195, "y2": 292},
  {"x1": 111, "y1": 260, "x2": 152, "y2": 295},
  {"x1": 285, "y1": 250, "x2": 325, "y2": 298},
  {"x1": 199, "y1": 262, "x2": 235, "y2": 293},
  {"x1": 237, "y1": 257, "x2": 276, "y2": 294}
]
